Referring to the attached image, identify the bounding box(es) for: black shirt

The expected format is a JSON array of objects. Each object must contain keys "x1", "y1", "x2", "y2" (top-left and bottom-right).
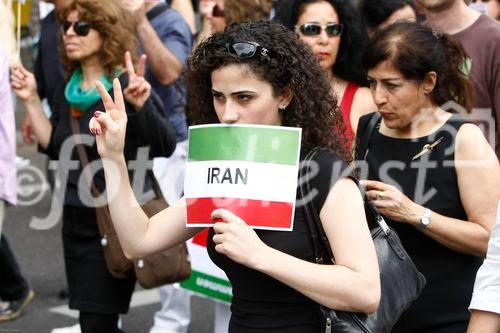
[
  {"x1": 207, "y1": 149, "x2": 351, "y2": 332},
  {"x1": 357, "y1": 113, "x2": 483, "y2": 333}
]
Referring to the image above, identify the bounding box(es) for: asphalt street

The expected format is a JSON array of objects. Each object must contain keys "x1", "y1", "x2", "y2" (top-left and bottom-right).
[{"x1": 0, "y1": 127, "x2": 216, "y2": 333}]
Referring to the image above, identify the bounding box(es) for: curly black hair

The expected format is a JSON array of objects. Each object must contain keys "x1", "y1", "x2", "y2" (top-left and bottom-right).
[
  {"x1": 273, "y1": 0, "x2": 369, "y2": 87},
  {"x1": 186, "y1": 20, "x2": 351, "y2": 161}
]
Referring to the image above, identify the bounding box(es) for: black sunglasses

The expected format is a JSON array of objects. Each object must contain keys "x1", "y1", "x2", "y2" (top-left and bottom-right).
[
  {"x1": 296, "y1": 23, "x2": 343, "y2": 37},
  {"x1": 62, "y1": 20, "x2": 92, "y2": 37},
  {"x1": 225, "y1": 41, "x2": 269, "y2": 58},
  {"x1": 212, "y1": 4, "x2": 225, "y2": 17}
]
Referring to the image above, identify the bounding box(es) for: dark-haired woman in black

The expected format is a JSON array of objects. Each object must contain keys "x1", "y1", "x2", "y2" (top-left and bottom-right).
[{"x1": 358, "y1": 21, "x2": 500, "y2": 333}]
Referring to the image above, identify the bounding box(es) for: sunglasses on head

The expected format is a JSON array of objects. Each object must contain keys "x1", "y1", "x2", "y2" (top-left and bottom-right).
[
  {"x1": 225, "y1": 41, "x2": 269, "y2": 58},
  {"x1": 62, "y1": 20, "x2": 92, "y2": 37},
  {"x1": 203, "y1": 41, "x2": 270, "y2": 61},
  {"x1": 212, "y1": 4, "x2": 225, "y2": 17},
  {"x1": 296, "y1": 23, "x2": 343, "y2": 37}
]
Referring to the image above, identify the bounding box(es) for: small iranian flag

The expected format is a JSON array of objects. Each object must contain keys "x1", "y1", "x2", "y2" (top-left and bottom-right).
[{"x1": 185, "y1": 124, "x2": 302, "y2": 231}]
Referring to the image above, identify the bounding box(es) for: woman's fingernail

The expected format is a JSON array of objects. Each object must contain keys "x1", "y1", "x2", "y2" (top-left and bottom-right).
[
  {"x1": 97, "y1": 129, "x2": 101, "y2": 135},
  {"x1": 94, "y1": 112, "x2": 100, "y2": 118}
]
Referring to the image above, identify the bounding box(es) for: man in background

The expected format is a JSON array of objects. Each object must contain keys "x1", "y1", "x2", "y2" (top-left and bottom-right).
[{"x1": 419, "y1": 0, "x2": 500, "y2": 160}]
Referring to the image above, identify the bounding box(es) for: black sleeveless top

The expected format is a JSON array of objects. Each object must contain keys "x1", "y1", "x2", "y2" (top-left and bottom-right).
[
  {"x1": 206, "y1": 150, "x2": 351, "y2": 332},
  {"x1": 358, "y1": 113, "x2": 483, "y2": 333}
]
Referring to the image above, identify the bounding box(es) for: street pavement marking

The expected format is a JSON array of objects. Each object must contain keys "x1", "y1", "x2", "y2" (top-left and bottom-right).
[{"x1": 49, "y1": 289, "x2": 161, "y2": 318}]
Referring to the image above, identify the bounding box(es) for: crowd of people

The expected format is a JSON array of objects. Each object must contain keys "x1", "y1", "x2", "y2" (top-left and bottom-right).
[{"x1": 1, "y1": 0, "x2": 500, "y2": 332}]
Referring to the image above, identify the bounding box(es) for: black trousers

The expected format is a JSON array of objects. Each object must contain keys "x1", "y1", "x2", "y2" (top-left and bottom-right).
[
  {"x1": 62, "y1": 205, "x2": 135, "y2": 314},
  {"x1": 0, "y1": 234, "x2": 29, "y2": 301}
]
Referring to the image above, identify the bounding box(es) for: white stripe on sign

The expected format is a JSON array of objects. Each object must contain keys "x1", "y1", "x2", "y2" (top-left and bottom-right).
[
  {"x1": 187, "y1": 242, "x2": 227, "y2": 280},
  {"x1": 184, "y1": 160, "x2": 298, "y2": 203}
]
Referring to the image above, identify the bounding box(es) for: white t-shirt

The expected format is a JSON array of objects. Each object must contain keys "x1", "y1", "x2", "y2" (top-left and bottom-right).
[{"x1": 469, "y1": 202, "x2": 500, "y2": 314}]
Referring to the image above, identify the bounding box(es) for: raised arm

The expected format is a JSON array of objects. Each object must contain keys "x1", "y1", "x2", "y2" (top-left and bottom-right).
[
  {"x1": 212, "y1": 177, "x2": 380, "y2": 313},
  {"x1": 133, "y1": 7, "x2": 185, "y2": 85},
  {"x1": 121, "y1": 51, "x2": 177, "y2": 158},
  {"x1": 11, "y1": 63, "x2": 52, "y2": 149},
  {"x1": 90, "y1": 79, "x2": 200, "y2": 258}
]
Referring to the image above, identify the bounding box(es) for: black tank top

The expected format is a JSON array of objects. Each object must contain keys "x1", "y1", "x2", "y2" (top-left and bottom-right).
[
  {"x1": 359, "y1": 113, "x2": 483, "y2": 333},
  {"x1": 206, "y1": 150, "x2": 351, "y2": 332}
]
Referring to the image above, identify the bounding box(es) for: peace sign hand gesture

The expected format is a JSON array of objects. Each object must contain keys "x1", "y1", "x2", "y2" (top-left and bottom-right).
[
  {"x1": 89, "y1": 79, "x2": 128, "y2": 160},
  {"x1": 123, "y1": 51, "x2": 150, "y2": 110}
]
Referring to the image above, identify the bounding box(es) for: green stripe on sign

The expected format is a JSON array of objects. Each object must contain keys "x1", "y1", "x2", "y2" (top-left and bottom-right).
[
  {"x1": 188, "y1": 126, "x2": 300, "y2": 165},
  {"x1": 180, "y1": 270, "x2": 232, "y2": 303}
]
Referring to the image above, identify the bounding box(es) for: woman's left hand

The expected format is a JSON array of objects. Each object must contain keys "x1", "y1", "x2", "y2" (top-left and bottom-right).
[
  {"x1": 361, "y1": 179, "x2": 422, "y2": 224},
  {"x1": 123, "y1": 51, "x2": 151, "y2": 110},
  {"x1": 211, "y1": 209, "x2": 269, "y2": 269}
]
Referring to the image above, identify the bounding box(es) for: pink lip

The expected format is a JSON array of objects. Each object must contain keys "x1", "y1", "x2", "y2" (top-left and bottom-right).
[
  {"x1": 379, "y1": 111, "x2": 392, "y2": 118},
  {"x1": 317, "y1": 52, "x2": 330, "y2": 59},
  {"x1": 65, "y1": 43, "x2": 79, "y2": 49}
]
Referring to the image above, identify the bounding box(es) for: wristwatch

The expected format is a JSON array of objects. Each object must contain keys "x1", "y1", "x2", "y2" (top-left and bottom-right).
[{"x1": 419, "y1": 208, "x2": 432, "y2": 228}]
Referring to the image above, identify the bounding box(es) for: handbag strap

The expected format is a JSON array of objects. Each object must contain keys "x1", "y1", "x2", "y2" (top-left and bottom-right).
[
  {"x1": 299, "y1": 147, "x2": 390, "y2": 265},
  {"x1": 299, "y1": 147, "x2": 328, "y2": 264},
  {"x1": 70, "y1": 115, "x2": 101, "y2": 198},
  {"x1": 354, "y1": 112, "x2": 381, "y2": 161},
  {"x1": 69, "y1": 115, "x2": 165, "y2": 202}
]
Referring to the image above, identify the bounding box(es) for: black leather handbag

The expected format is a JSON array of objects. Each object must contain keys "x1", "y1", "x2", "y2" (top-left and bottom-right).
[{"x1": 299, "y1": 146, "x2": 426, "y2": 333}]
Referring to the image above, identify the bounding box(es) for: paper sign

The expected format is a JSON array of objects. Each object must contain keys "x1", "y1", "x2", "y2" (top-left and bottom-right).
[
  {"x1": 184, "y1": 124, "x2": 302, "y2": 231},
  {"x1": 180, "y1": 229, "x2": 232, "y2": 304}
]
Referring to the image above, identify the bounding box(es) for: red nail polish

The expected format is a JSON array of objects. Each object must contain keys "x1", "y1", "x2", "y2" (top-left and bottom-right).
[{"x1": 94, "y1": 112, "x2": 100, "y2": 118}]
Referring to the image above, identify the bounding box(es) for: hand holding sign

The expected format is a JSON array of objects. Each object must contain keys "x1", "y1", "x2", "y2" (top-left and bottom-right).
[
  {"x1": 212, "y1": 209, "x2": 269, "y2": 269},
  {"x1": 185, "y1": 125, "x2": 302, "y2": 230}
]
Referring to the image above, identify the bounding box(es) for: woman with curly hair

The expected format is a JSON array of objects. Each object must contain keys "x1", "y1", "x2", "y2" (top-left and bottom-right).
[
  {"x1": 10, "y1": 0, "x2": 176, "y2": 331},
  {"x1": 274, "y1": 0, "x2": 376, "y2": 145},
  {"x1": 89, "y1": 20, "x2": 380, "y2": 332}
]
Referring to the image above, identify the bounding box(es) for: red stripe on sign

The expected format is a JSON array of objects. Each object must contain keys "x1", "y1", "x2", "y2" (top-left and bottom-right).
[
  {"x1": 186, "y1": 197, "x2": 294, "y2": 229},
  {"x1": 192, "y1": 228, "x2": 209, "y2": 247}
]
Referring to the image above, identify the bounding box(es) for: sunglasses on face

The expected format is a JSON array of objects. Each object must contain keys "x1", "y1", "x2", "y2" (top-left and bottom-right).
[
  {"x1": 62, "y1": 20, "x2": 92, "y2": 37},
  {"x1": 296, "y1": 23, "x2": 343, "y2": 37},
  {"x1": 212, "y1": 4, "x2": 225, "y2": 17}
]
